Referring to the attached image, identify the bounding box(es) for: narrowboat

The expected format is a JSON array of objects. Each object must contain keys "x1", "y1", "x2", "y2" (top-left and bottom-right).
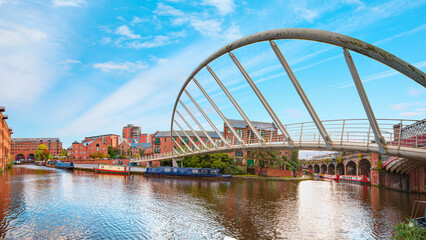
[
  {"x1": 144, "y1": 167, "x2": 231, "y2": 178},
  {"x1": 13, "y1": 160, "x2": 21, "y2": 165},
  {"x1": 323, "y1": 174, "x2": 339, "y2": 181},
  {"x1": 55, "y1": 161, "x2": 74, "y2": 170},
  {"x1": 34, "y1": 161, "x2": 45, "y2": 166},
  {"x1": 339, "y1": 175, "x2": 371, "y2": 186},
  {"x1": 94, "y1": 164, "x2": 131, "y2": 175},
  {"x1": 46, "y1": 161, "x2": 55, "y2": 168}
]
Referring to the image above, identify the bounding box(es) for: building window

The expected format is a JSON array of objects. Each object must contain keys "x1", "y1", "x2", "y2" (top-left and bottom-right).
[
  {"x1": 260, "y1": 130, "x2": 266, "y2": 138},
  {"x1": 155, "y1": 138, "x2": 161, "y2": 145},
  {"x1": 193, "y1": 137, "x2": 198, "y2": 142},
  {"x1": 182, "y1": 137, "x2": 188, "y2": 144},
  {"x1": 164, "y1": 138, "x2": 167, "y2": 142},
  {"x1": 236, "y1": 129, "x2": 243, "y2": 138},
  {"x1": 155, "y1": 147, "x2": 160, "y2": 153},
  {"x1": 236, "y1": 151, "x2": 243, "y2": 157},
  {"x1": 164, "y1": 146, "x2": 167, "y2": 151}
]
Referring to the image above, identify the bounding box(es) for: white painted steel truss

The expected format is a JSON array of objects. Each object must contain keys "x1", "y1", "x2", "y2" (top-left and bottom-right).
[{"x1": 135, "y1": 28, "x2": 426, "y2": 163}]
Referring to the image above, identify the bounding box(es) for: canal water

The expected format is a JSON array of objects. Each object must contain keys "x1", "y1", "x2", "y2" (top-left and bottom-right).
[{"x1": 0, "y1": 165, "x2": 424, "y2": 239}]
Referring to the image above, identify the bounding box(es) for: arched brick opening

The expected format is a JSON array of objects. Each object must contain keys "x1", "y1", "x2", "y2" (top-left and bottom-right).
[
  {"x1": 27, "y1": 154, "x2": 35, "y2": 162},
  {"x1": 308, "y1": 165, "x2": 313, "y2": 173},
  {"x1": 336, "y1": 162, "x2": 345, "y2": 175},
  {"x1": 320, "y1": 164, "x2": 327, "y2": 174},
  {"x1": 15, "y1": 154, "x2": 24, "y2": 161},
  {"x1": 328, "y1": 163, "x2": 335, "y2": 175},
  {"x1": 346, "y1": 160, "x2": 357, "y2": 175},
  {"x1": 359, "y1": 158, "x2": 371, "y2": 177},
  {"x1": 314, "y1": 164, "x2": 320, "y2": 173}
]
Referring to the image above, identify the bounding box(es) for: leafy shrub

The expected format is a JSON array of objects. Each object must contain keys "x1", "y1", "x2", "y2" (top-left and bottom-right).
[
  {"x1": 392, "y1": 219, "x2": 426, "y2": 239},
  {"x1": 224, "y1": 165, "x2": 245, "y2": 175}
]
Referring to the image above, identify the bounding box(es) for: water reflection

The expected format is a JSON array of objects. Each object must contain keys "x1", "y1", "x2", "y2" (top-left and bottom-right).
[{"x1": 0, "y1": 165, "x2": 424, "y2": 239}]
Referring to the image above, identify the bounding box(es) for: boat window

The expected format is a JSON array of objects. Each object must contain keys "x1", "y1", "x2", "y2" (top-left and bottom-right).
[
  {"x1": 165, "y1": 168, "x2": 171, "y2": 172},
  {"x1": 201, "y1": 170, "x2": 207, "y2": 174},
  {"x1": 211, "y1": 170, "x2": 217, "y2": 174},
  {"x1": 173, "y1": 169, "x2": 177, "y2": 172},
  {"x1": 192, "y1": 169, "x2": 199, "y2": 174}
]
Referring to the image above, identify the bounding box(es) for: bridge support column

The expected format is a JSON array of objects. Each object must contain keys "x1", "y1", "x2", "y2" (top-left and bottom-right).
[
  {"x1": 370, "y1": 153, "x2": 380, "y2": 186},
  {"x1": 172, "y1": 159, "x2": 179, "y2": 168}
]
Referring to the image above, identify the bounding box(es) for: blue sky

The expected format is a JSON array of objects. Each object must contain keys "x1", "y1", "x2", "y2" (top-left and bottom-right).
[{"x1": 1, "y1": 0, "x2": 425, "y2": 149}]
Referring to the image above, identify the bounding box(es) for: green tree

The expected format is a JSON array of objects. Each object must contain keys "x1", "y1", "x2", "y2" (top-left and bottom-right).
[
  {"x1": 284, "y1": 150, "x2": 300, "y2": 177},
  {"x1": 61, "y1": 148, "x2": 67, "y2": 156},
  {"x1": 108, "y1": 146, "x2": 118, "y2": 159},
  {"x1": 35, "y1": 144, "x2": 51, "y2": 160},
  {"x1": 251, "y1": 150, "x2": 282, "y2": 175},
  {"x1": 181, "y1": 153, "x2": 244, "y2": 174}
]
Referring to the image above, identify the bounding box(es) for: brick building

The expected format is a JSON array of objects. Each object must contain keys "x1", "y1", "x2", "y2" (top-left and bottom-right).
[
  {"x1": 224, "y1": 119, "x2": 291, "y2": 167},
  {"x1": 122, "y1": 124, "x2": 141, "y2": 139},
  {"x1": 151, "y1": 130, "x2": 221, "y2": 155},
  {"x1": 0, "y1": 107, "x2": 12, "y2": 170},
  {"x1": 69, "y1": 138, "x2": 108, "y2": 159},
  {"x1": 84, "y1": 134, "x2": 122, "y2": 148},
  {"x1": 11, "y1": 138, "x2": 62, "y2": 161},
  {"x1": 118, "y1": 141, "x2": 152, "y2": 156},
  {"x1": 139, "y1": 133, "x2": 152, "y2": 143}
]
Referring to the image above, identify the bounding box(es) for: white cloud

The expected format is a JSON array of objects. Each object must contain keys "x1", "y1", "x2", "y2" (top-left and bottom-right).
[
  {"x1": 150, "y1": 56, "x2": 168, "y2": 64},
  {"x1": 400, "y1": 112, "x2": 422, "y2": 117},
  {"x1": 115, "y1": 25, "x2": 141, "y2": 39},
  {"x1": 52, "y1": 0, "x2": 85, "y2": 7},
  {"x1": 293, "y1": 2, "x2": 319, "y2": 22},
  {"x1": 190, "y1": 19, "x2": 222, "y2": 37},
  {"x1": 128, "y1": 31, "x2": 186, "y2": 49},
  {"x1": 416, "y1": 108, "x2": 426, "y2": 111},
  {"x1": 93, "y1": 61, "x2": 148, "y2": 72},
  {"x1": 409, "y1": 87, "x2": 424, "y2": 96},
  {"x1": 389, "y1": 102, "x2": 420, "y2": 111},
  {"x1": 154, "y1": 3, "x2": 184, "y2": 16},
  {"x1": 57, "y1": 42, "x2": 216, "y2": 137},
  {"x1": 201, "y1": 0, "x2": 236, "y2": 15},
  {"x1": 0, "y1": 21, "x2": 54, "y2": 105},
  {"x1": 223, "y1": 23, "x2": 242, "y2": 41},
  {"x1": 58, "y1": 59, "x2": 80, "y2": 64}
]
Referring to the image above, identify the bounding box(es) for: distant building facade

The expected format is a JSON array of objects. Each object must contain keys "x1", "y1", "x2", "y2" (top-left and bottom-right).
[
  {"x1": 0, "y1": 107, "x2": 12, "y2": 169},
  {"x1": 118, "y1": 141, "x2": 152, "y2": 156},
  {"x1": 151, "y1": 130, "x2": 221, "y2": 155},
  {"x1": 69, "y1": 138, "x2": 108, "y2": 160},
  {"x1": 11, "y1": 138, "x2": 62, "y2": 161},
  {"x1": 84, "y1": 134, "x2": 122, "y2": 148},
  {"x1": 223, "y1": 119, "x2": 291, "y2": 167}
]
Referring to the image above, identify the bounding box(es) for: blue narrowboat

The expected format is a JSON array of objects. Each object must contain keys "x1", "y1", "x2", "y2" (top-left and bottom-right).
[
  {"x1": 55, "y1": 161, "x2": 74, "y2": 170},
  {"x1": 144, "y1": 167, "x2": 231, "y2": 178}
]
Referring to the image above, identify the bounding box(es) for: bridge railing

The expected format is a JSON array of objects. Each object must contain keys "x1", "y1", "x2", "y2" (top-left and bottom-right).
[{"x1": 134, "y1": 119, "x2": 424, "y2": 162}]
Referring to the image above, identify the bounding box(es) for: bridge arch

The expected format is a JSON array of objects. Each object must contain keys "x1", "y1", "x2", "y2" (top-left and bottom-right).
[
  {"x1": 320, "y1": 164, "x2": 327, "y2": 174},
  {"x1": 328, "y1": 163, "x2": 335, "y2": 175},
  {"x1": 166, "y1": 28, "x2": 425, "y2": 163},
  {"x1": 336, "y1": 162, "x2": 345, "y2": 175},
  {"x1": 15, "y1": 154, "x2": 24, "y2": 161},
  {"x1": 27, "y1": 154, "x2": 35, "y2": 162},
  {"x1": 358, "y1": 158, "x2": 371, "y2": 177},
  {"x1": 308, "y1": 165, "x2": 313, "y2": 173},
  {"x1": 314, "y1": 164, "x2": 320, "y2": 174},
  {"x1": 346, "y1": 161, "x2": 357, "y2": 175}
]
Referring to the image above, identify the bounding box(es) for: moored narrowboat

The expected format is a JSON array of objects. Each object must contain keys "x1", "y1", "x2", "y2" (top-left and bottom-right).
[
  {"x1": 144, "y1": 167, "x2": 231, "y2": 178},
  {"x1": 46, "y1": 161, "x2": 55, "y2": 168},
  {"x1": 34, "y1": 161, "x2": 45, "y2": 166},
  {"x1": 94, "y1": 164, "x2": 131, "y2": 174},
  {"x1": 339, "y1": 175, "x2": 370, "y2": 186},
  {"x1": 55, "y1": 161, "x2": 74, "y2": 170},
  {"x1": 324, "y1": 174, "x2": 339, "y2": 181}
]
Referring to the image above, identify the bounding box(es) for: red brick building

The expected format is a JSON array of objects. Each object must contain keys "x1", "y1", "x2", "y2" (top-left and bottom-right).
[
  {"x1": 11, "y1": 138, "x2": 62, "y2": 161},
  {"x1": 84, "y1": 134, "x2": 121, "y2": 148},
  {"x1": 224, "y1": 119, "x2": 291, "y2": 167},
  {"x1": 0, "y1": 107, "x2": 12, "y2": 170},
  {"x1": 139, "y1": 133, "x2": 152, "y2": 143},
  {"x1": 151, "y1": 130, "x2": 221, "y2": 155},
  {"x1": 118, "y1": 141, "x2": 152, "y2": 156},
  {"x1": 122, "y1": 124, "x2": 141, "y2": 139},
  {"x1": 69, "y1": 138, "x2": 108, "y2": 160}
]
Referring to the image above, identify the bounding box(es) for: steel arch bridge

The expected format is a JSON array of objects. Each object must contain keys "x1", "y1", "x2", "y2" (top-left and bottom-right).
[{"x1": 136, "y1": 28, "x2": 426, "y2": 164}]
